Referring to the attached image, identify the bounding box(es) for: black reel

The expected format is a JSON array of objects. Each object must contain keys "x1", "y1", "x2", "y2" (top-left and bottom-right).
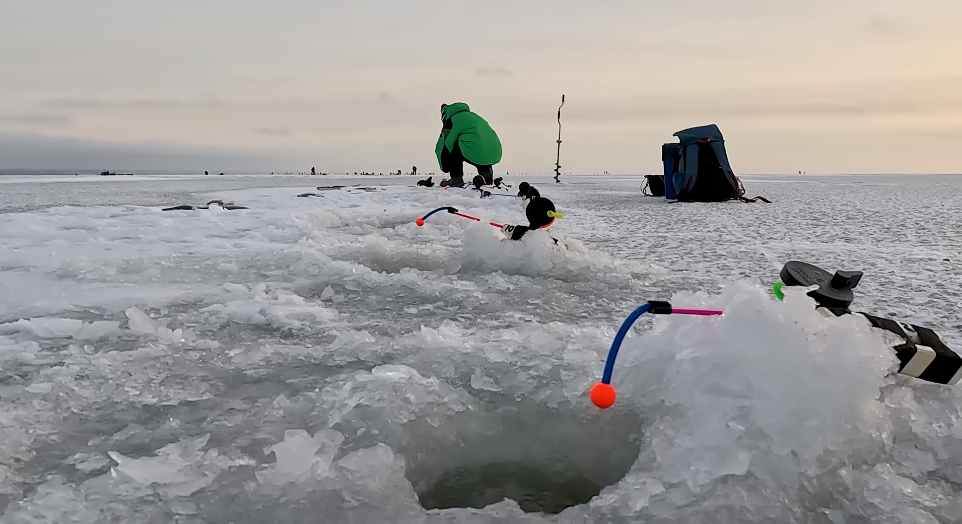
[
  {"x1": 779, "y1": 261, "x2": 863, "y2": 309},
  {"x1": 777, "y1": 261, "x2": 961, "y2": 385},
  {"x1": 525, "y1": 197, "x2": 556, "y2": 230}
]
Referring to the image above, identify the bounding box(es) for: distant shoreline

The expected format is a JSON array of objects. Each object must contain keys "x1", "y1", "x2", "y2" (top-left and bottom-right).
[{"x1": 0, "y1": 171, "x2": 959, "y2": 178}]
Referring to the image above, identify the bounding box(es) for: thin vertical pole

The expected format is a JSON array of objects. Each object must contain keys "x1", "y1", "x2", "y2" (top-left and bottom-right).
[{"x1": 554, "y1": 95, "x2": 565, "y2": 183}]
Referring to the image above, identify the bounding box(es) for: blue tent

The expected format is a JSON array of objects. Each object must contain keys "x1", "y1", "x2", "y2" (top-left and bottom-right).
[{"x1": 663, "y1": 124, "x2": 740, "y2": 202}]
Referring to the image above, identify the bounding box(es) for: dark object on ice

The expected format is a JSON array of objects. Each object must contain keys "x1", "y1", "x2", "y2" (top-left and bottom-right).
[
  {"x1": 162, "y1": 199, "x2": 248, "y2": 211},
  {"x1": 493, "y1": 176, "x2": 505, "y2": 188},
  {"x1": 501, "y1": 223, "x2": 561, "y2": 245},
  {"x1": 501, "y1": 224, "x2": 530, "y2": 241},
  {"x1": 857, "y1": 312, "x2": 961, "y2": 385},
  {"x1": 311, "y1": 167, "x2": 316, "y2": 175},
  {"x1": 412, "y1": 165, "x2": 417, "y2": 176},
  {"x1": 779, "y1": 261, "x2": 862, "y2": 309},
  {"x1": 659, "y1": 124, "x2": 769, "y2": 203},
  {"x1": 100, "y1": 170, "x2": 133, "y2": 176},
  {"x1": 297, "y1": 192, "x2": 323, "y2": 197},
  {"x1": 777, "y1": 260, "x2": 961, "y2": 385},
  {"x1": 417, "y1": 176, "x2": 434, "y2": 187},
  {"x1": 503, "y1": 197, "x2": 559, "y2": 241},
  {"x1": 517, "y1": 182, "x2": 540, "y2": 200},
  {"x1": 641, "y1": 175, "x2": 665, "y2": 197},
  {"x1": 663, "y1": 125, "x2": 736, "y2": 201},
  {"x1": 315, "y1": 185, "x2": 379, "y2": 192},
  {"x1": 205, "y1": 171, "x2": 209, "y2": 176}
]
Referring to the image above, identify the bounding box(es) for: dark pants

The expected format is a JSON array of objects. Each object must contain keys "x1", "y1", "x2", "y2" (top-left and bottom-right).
[
  {"x1": 441, "y1": 143, "x2": 494, "y2": 185},
  {"x1": 452, "y1": 163, "x2": 493, "y2": 185}
]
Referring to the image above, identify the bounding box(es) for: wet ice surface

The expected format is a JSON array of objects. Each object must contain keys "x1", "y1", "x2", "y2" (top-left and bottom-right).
[
  {"x1": 1, "y1": 173, "x2": 962, "y2": 523},
  {"x1": 0, "y1": 173, "x2": 357, "y2": 214}
]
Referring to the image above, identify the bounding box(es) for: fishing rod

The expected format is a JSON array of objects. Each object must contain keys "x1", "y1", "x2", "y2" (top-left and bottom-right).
[
  {"x1": 479, "y1": 190, "x2": 516, "y2": 199},
  {"x1": 416, "y1": 206, "x2": 504, "y2": 228},
  {"x1": 554, "y1": 94, "x2": 565, "y2": 184},
  {"x1": 772, "y1": 261, "x2": 960, "y2": 386},
  {"x1": 590, "y1": 302, "x2": 723, "y2": 409},
  {"x1": 589, "y1": 260, "x2": 961, "y2": 410},
  {"x1": 415, "y1": 205, "x2": 563, "y2": 229}
]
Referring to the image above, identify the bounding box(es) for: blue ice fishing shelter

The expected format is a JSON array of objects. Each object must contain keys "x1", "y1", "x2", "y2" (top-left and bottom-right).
[{"x1": 664, "y1": 124, "x2": 740, "y2": 202}]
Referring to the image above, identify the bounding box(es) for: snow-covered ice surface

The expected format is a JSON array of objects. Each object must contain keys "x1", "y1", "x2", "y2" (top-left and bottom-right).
[{"x1": 1, "y1": 173, "x2": 962, "y2": 523}]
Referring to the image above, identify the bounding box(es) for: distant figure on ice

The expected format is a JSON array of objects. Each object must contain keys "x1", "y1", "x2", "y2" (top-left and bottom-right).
[
  {"x1": 417, "y1": 176, "x2": 434, "y2": 187},
  {"x1": 435, "y1": 102, "x2": 502, "y2": 187},
  {"x1": 412, "y1": 166, "x2": 417, "y2": 176},
  {"x1": 311, "y1": 167, "x2": 316, "y2": 175}
]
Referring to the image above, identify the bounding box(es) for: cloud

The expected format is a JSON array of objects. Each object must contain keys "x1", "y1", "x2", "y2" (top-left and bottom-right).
[
  {"x1": 0, "y1": 133, "x2": 282, "y2": 171},
  {"x1": 0, "y1": 114, "x2": 71, "y2": 126},
  {"x1": 254, "y1": 127, "x2": 291, "y2": 137},
  {"x1": 562, "y1": 99, "x2": 922, "y2": 123},
  {"x1": 477, "y1": 67, "x2": 514, "y2": 77},
  {"x1": 866, "y1": 14, "x2": 911, "y2": 35},
  {"x1": 494, "y1": 99, "x2": 923, "y2": 125},
  {"x1": 39, "y1": 94, "x2": 400, "y2": 113},
  {"x1": 42, "y1": 99, "x2": 108, "y2": 109},
  {"x1": 41, "y1": 97, "x2": 221, "y2": 110},
  {"x1": 129, "y1": 99, "x2": 201, "y2": 109},
  {"x1": 494, "y1": 79, "x2": 962, "y2": 125}
]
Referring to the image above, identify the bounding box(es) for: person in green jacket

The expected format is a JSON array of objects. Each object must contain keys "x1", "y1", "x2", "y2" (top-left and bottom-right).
[{"x1": 435, "y1": 102, "x2": 503, "y2": 187}]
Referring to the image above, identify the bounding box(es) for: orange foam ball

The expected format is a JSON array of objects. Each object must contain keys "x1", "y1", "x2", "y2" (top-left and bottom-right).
[
  {"x1": 415, "y1": 217, "x2": 425, "y2": 226},
  {"x1": 590, "y1": 382, "x2": 616, "y2": 409}
]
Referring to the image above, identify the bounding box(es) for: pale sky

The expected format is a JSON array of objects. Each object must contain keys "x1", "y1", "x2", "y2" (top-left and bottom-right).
[{"x1": 2, "y1": 0, "x2": 962, "y2": 174}]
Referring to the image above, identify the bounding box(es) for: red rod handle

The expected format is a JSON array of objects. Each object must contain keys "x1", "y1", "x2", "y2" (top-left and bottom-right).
[{"x1": 451, "y1": 211, "x2": 503, "y2": 229}]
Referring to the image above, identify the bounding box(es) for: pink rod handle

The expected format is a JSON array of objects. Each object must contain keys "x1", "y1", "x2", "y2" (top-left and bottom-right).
[{"x1": 672, "y1": 308, "x2": 724, "y2": 316}]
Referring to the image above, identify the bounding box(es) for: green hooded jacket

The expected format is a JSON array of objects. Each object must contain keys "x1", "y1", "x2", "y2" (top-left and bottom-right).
[{"x1": 435, "y1": 102, "x2": 502, "y2": 170}]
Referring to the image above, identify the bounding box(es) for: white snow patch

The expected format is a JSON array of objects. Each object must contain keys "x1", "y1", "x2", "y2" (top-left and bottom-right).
[
  {"x1": 0, "y1": 317, "x2": 120, "y2": 340},
  {"x1": 255, "y1": 429, "x2": 344, "y2": 485}
]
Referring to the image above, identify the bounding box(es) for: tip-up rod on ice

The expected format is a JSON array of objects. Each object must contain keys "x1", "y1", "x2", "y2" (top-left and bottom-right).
[
  {"x1": 416, "y1": 195, "x2": 563, "y2": 241},
  {"x1": 591, "y1": 260, "x2": 961, "y2": 410}
]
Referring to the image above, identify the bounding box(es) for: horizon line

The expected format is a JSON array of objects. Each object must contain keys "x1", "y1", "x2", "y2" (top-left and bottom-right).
[{"x1": 1, "y1": 170, "x2": 960, "y2": 177}]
